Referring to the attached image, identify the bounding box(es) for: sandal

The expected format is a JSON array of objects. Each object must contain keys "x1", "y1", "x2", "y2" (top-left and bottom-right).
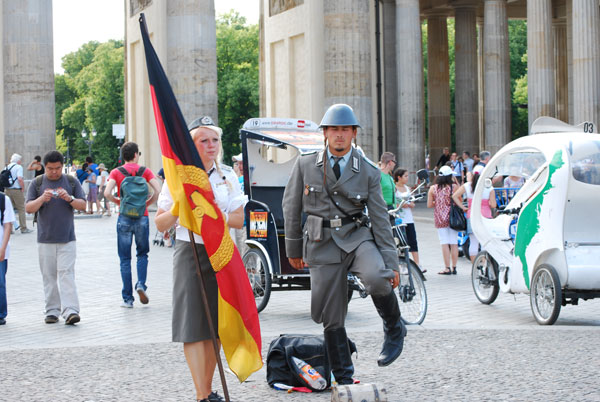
[
  {"x1": 438, "y1": 267, "x2": 452, "y2": 275},
  {"x1": 452, "y1": 267, "x2": 457, "y2": 275}
]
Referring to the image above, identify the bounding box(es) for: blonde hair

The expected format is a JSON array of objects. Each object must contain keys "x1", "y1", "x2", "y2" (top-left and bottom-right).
[{"x1": 191, "y1": 126, "x2": 232, "y2": 191}]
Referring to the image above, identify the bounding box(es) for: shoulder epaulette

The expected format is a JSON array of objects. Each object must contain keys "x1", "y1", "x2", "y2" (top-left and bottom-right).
[
  {"x1": 361, "y1": 154, "x2": 378, "y2": 169},
  {"x1": 220, "y1": 164, "x2": 233, "y2": 172}
]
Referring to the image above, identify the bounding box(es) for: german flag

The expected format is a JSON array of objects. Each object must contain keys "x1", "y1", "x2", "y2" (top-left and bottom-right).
[{"x1": 139, "y1": 13, "x2": 262, "y2": 382}]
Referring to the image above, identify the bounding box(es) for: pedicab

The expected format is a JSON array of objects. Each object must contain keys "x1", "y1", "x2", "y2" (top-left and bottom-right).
[
  {"x1": 239, "y1": 118, "x2": 323, "y2": 312},
  {"x1": 470, "y1": 116, "x2": 600, "y2": 324}
]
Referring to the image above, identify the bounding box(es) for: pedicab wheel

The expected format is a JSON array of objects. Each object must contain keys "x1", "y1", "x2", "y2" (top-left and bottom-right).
[
  {"x1": 243, "y1": 248, "x2": 271, "y2": 313},
  {"x1": 471, "y1": 251, "x2": 499, "y2": 305},
  {"x1": 530, "y1": 264, "x2": 562, "y2": 325},
  {"x1": 398, "y1": 259, "x2": 427, "y2": 325}
]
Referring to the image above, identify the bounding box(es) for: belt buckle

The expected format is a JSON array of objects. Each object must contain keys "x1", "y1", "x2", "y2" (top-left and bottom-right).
[{"x1": 330, "y1": 218, "x2": 342, "y2": 228}]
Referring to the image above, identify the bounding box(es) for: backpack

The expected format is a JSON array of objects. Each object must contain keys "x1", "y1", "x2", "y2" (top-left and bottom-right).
[
  {"x1": 118, "y1": 166, "x2": 148, "y2": 219},
  {"x1": 266, "y1": 334, "x2": 357, "y2": 391},
  {"x1": 0, "y1": 164, "x2": 16, "y2": 191}
]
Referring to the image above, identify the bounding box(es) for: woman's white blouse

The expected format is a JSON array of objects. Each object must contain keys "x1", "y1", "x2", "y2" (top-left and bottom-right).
[{"x1": 157, "y1": 163, "x2": 247, "y2": 244}]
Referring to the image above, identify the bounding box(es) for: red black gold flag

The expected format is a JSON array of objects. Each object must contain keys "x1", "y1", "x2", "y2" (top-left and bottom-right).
[{"x1": 139, "y1": 13, "x2": 262, "y2": 382}]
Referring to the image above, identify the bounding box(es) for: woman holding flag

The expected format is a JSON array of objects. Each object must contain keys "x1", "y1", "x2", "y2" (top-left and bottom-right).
[{"x1": 155, "y1": 116, "x2": 246, "y2": 402}]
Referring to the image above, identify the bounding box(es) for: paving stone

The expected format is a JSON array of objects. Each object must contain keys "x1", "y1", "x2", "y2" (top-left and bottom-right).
[{"x1": 1, "y1": 204, "x2": 599, "y2": 401}]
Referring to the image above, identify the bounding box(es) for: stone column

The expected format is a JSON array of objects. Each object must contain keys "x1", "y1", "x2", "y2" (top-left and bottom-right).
[
  {"x1": 323, "y1": 0, "x2": 374, "y2": 157},
  {"x1": 527, "y1": 0, "x2": 555, "y2": 128},
  {"x1": 483, "y1": 0, "x2": 511, "y2": 153},
  {"x1": 553, "y1": 19, "x2": 569, "y2": 123},
  {"x1": 2, "y1": 0, "x2": 55, "y2": 171},
  {"x1": 454, "y1": 5, "x2": 479, "y2": 155},
  {"x1": 382, "y1": 0, "x2": 398, "y2": 155},
  {"x1": 427, "y1": 14, "x2": 451, "y2": 162},
  {"x1": 396, "y1": 0, "x2": 424, "y2": 172},
  {"x1": 477, "y1": 18, "x2": 485, "y2": 149},
  {"x1": 167, "y1": 0, "x2": 218, "y2": 124},
  {"x1": 566, "y1": 0, "x2": 574, "y2": 123},
  {"x1": 572, "y1": 0, "x2": 600, "y2": 126}
]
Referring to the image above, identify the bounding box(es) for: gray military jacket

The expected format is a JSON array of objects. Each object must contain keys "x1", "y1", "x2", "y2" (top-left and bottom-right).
[{"x1": 282, "y1": 147, "x2": 398, "y2": 272}]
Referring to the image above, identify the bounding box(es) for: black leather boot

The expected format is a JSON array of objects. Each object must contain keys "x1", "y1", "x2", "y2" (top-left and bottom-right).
[
  {"x1": 324, "y1": 327, "x2": 354, "y2": 385},
  {"x1": 372, "y1": 290, "x2": 407, "y2": 367}
]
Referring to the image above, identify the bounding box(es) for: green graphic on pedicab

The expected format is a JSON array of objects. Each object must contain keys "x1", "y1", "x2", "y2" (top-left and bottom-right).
[{"x1": 514, "y1": 150, "x2": 565, "y2": 289}]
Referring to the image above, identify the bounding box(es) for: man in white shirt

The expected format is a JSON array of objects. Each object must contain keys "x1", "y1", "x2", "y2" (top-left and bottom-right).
[{"x1": 5, "y1": 153, "x2": 32, "y2": 234}]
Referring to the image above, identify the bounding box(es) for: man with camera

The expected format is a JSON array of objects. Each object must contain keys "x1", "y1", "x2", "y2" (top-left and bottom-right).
[{"x1": 25, "y1": 151, "x2": 86, "y2": 325}]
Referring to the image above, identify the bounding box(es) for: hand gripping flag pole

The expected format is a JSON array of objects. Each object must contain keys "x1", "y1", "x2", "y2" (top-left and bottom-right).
[{"x1": 138, "y1": 12, "x2": 263, "y2": 400}]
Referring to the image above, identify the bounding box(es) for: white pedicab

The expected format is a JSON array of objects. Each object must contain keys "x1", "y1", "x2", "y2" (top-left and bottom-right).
[{"x1": 470, "y1": 117, "x2": 600, "y2": 325}]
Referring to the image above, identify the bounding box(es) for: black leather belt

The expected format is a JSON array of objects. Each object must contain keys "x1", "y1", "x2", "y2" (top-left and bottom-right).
[{"x1": 323, "y1": 215, "x2": 361, "y2": 228}]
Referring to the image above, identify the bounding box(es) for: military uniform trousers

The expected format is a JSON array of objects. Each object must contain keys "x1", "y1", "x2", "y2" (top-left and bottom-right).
[{"x1": 310, "y1": 240, "x2": 393, "y2": 330}]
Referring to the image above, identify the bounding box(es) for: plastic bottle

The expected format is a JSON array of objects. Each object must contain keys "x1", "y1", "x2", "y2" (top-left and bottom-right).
[{"x1": 290, "y1": 356, "x2": 327, "y2": 391}]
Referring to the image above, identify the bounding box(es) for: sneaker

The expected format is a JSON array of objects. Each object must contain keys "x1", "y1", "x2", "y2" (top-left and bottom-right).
[
  {"x1": 121, "y1": 300, "x2": 133, "y2": 308},
  {"x1": 0, "y1": 318, "x2": 6, "y2": 325},
  {"x1": 44, "y1": 315, "x2": 59, "y2": 324},
  {"x1": 136, "y1": 285, "x2": 149, "y2": 304},
  {"x1": 207, "y1": 392, "x2": 225, "y2": 402},
  {"x1": 21, "y1": 228, "x2": 33, "y2": 234},
  {"x1": 65, "y1": 313, "x2": 80, "y2": 325}
]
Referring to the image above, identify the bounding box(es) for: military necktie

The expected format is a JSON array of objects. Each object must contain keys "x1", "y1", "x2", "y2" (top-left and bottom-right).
[{"x1": 332, "y1": 156, "x2": 341, "y2": 180}]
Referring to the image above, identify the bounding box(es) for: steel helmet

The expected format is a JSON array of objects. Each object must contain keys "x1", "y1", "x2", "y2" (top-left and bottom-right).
[{"x1": 319, "y1": 104, "x2": 361, "y2": 128}]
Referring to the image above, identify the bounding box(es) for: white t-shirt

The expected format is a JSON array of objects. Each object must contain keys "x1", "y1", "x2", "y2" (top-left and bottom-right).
[
  {"x1": 394, "y1": 185, "x2": 414, "y2": 224},
  {"x1": 0, "y1": 196, "x2": 16, "y2": 259},
  {"x1": 157, "y1": 163, "x2": 247, "y2": 244},
  {"x1": 7, "y1": 163, "x2": 23, "y2": 189},
  {"x1": 96, "y1": 170, "x2": 109, "y2": 186}
]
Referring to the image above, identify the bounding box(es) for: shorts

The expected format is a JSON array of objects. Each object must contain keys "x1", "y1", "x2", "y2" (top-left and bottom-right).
[{"x1": 437, "y1": 226, "x2": 458, "y2": 245}]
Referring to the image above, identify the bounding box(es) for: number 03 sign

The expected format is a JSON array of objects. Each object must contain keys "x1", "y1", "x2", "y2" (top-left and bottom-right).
[{"x1": 249, "y1": 211, "x2": 268, "y2": 238}]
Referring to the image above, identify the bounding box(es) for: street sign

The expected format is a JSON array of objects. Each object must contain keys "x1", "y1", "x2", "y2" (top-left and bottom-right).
[{"x1": 112, "y1": 124, "x2": 125, "y2": 139}]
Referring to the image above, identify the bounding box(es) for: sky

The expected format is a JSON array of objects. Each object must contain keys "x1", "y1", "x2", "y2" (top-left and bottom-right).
[{"x1": 53, "y1": 0, "x2": 259, "y2": 73}]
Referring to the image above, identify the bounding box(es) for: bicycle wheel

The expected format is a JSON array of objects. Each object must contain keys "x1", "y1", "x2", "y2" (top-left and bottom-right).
[
  {"x1": 397, "y1": 258, "x2": 427, "y2": 325},
  {"x1": 471, "y1": 251, "x2": 499, "y2": 305},
  {"x1": 243, "y1": 248, "x2": 271, "y2": 313}
]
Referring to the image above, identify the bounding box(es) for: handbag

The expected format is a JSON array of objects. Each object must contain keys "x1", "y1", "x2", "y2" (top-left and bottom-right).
[{"x1": 449, "y1": 204, "x2": 467, "y2": 231}]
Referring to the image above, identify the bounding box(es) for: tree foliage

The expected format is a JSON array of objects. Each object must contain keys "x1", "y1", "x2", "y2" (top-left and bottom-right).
[
  {"x1": 55, "y1": 40, "x2": 124, "y2": 168},
  {"x1": 509, "y1": 21, "x2": 528, "y2": 138},
  {"x1": 216, "y1": 11, "x2": 259, "y2": 164}
]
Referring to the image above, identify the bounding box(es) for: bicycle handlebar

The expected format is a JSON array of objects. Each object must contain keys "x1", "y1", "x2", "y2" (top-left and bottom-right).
[{"x1": 388, "y1": 193, "x2": 425, "y2": 216}]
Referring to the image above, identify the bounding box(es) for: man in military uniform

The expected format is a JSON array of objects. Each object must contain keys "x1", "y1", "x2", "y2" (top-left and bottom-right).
[{"x1": 282, "y1": 104, "x2": 406, "y2": 385}]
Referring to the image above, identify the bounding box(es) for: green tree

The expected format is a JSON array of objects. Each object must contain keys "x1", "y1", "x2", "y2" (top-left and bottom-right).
[
  {"x1": 56, "y1": 40, "x2": 124, "y2": 168},
  {"x1": 216, "y1": 11, "x2": 259, "y2": 163},
  {"x1": 509, "y1": 20, "x2": 528, "y2": 139}
]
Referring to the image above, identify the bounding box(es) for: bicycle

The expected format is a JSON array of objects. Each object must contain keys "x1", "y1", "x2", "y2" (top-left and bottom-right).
[{"x1": 348, "y1": 169, "x2": 429, "y2": 325}]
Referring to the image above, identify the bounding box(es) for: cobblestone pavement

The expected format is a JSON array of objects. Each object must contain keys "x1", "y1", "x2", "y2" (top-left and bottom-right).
[{"x1": 2, "y1": 204, "x2": 599, "y2": 401}]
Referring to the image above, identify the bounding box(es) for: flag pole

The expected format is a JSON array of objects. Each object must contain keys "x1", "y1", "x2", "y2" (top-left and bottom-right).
[{"x1": 187, "y1": 229, "x2": 230, "y2": 402}]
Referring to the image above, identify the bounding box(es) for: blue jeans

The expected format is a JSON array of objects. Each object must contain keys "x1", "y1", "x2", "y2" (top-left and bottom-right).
[
  {"x1": 117, "y1": 215, "x2": 149, "y2": 303},
  {"x1": 0, "y1": 260, "x2": 7, "y2": 319}
]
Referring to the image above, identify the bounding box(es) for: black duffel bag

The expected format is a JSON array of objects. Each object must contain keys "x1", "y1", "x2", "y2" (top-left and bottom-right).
[{"x1": 266, "y1": 334, "x2": 357, "y2": 390}]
